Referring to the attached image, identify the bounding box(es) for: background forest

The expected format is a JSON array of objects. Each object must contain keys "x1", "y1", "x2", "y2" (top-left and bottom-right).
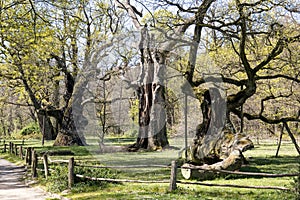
[{"x1": 0, "y1": 0, "x2": 299, "y2": 150}]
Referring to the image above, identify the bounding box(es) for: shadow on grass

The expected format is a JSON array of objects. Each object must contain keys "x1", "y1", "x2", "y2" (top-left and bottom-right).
[
  {"x1": 224, "y1": 155, "x2": 299, "y2": 180},
  {"x1": 253, "y1": 156, "x2": 299, "y2": 165},
  {"x1": 249, "y1": 156, "x2": 299, "y2": 173},
  {"x1": 36, "y1": 146, "x2": 92, "y2": 157}
]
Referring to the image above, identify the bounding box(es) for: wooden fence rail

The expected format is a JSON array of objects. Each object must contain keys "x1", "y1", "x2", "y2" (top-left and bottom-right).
[
  {"x1": 75, "y1": 174, "x2": 170, "y2": 184},
  {"x1": 75, "y1": 163, "x2": 170, "y2": 169},
  {"x1": 181, "y1": 165, "x2": 299, "y2": 178},
  {"x1": 1, "y1": 142, "x2": 299, "y2": 193}
]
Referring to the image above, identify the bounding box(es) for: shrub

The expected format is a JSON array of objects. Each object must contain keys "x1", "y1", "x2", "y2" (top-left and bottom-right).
[
  {"x1": 10, "y1": 122, "x2": 42, "y2": 139},
  {"x1": 19, "y1": 122, "x2": 40, "y2": 136}
]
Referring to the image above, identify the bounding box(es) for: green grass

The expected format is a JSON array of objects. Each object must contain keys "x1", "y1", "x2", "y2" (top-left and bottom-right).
[
  {"x1": 65, "y1": 182, "x2": 294, "y2": 200},
  {"x1": 0, "y1": 138, "x2": 299, "y2": 199}
]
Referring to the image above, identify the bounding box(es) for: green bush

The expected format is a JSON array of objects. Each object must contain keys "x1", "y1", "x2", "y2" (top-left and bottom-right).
[
  {"x1": 11, "y1": 122, "x2": 42, "y2": 139},
  {"x1": 19, "y1": 122, "x2": 40, "y2": 136}
]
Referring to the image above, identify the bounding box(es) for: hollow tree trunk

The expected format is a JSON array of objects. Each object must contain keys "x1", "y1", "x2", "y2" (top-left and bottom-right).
[
  {"x1": 129, "y1": 47, "x2": 169, "y2": 151},
  {"x1": 135, "y1": 84, "x2": 152, "y2": 149},
  {"x1": 187, "y1": 88, "x2": 236, "y2": 164},
  {"x1": 148, "y1": 83, "x2": 168, "y2": 149},
  {"x1": 134, "y1": 83, "x2": 168, "y2": 150},
  {"x1": 187, "y1": 87, "x2": 254, "y2": 165}
]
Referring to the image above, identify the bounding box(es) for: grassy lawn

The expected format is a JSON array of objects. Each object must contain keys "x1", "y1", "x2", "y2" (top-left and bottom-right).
[{"x1": 0, "y1": 137, "x2": 299, "y2": 200}]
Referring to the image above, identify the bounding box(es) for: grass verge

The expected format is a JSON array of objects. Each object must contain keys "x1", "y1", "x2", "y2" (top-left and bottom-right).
[{"x1": 0, "y1": 138, "x2": 299, "y2": 200}]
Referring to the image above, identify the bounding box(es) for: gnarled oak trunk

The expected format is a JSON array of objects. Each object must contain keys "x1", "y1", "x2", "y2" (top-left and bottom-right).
[
  {"x1": 52, "y1": 65, "x2": 88, "y2": 146},
  {"x1": 53, "y1": 106, "x2": 86, "y2": 146},
  {"x1": 186, "y1": 88, "x2": 253, "y2": 165},
  {"x1": 129, "y1": 37, "x2": 169, "y2": 150}
]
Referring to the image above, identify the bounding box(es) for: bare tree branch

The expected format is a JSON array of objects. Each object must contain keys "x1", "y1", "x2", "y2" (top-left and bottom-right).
[
  {"x1": 256, "y1": 74, "x2": 300, "y2": 83},
  {"x1": 232, "y1": 108, "x2": 300, "y2": 124},
  {"x1": 114, "y1": 0, "x2": 142, "y2": 29}
]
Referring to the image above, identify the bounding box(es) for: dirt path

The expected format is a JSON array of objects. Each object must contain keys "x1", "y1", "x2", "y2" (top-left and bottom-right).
[{"x1": 0, "y1": 158, "x2": 53, "y2": 200}]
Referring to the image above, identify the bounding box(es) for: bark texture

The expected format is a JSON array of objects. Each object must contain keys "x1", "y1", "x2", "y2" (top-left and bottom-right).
[
  {"x1": 37, "y1": 112, "x2": 57, "y2": 140},
  {"x1": 51, "y1": 54, "x2": 87, "y2": 146},
  {"x1": 129, "y1": 47, "x2": 169, "y2": 151},
  {"x1": 185, "y1": 88, "x2": 253, "y2": 165}
]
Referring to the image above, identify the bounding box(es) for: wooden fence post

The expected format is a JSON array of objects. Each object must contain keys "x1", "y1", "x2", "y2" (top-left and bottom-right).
[
  {"x1": 26, "y1": 147, "x2": 32, "y2": 165},
  {"x1": 25, "y1": 148, "x2": 29, "y2": 164},
  {"x1": 68, "y1": 157, "x2": 75, "y2": 188},
  {"x1": 19, "y1": 146, "x2": 23, "y2": 159},
  {"x1": 9, "y1": 142, "x2": 12, "y2": 154},
  {"x1": 28, "y1": 147, "x2": 32, "y2": 165},
  {"x1": 43, "y1": 154, "x2": 49, "y2": 179},
  {"x1": 169, "y1": 160, "x2": 177, "y2": 191},
  {"x1": 14, "y1": 144, "x2": 18, "y2": 156},
  {"x1": 12, "y1": 143, "x2": 15, "y2": 154},
  {"x1": 3, "y1": 143, "x2": 7, "y2": 153},
  {"x1": 32, "y1": 150, "x2": 38, "y2": 178}
]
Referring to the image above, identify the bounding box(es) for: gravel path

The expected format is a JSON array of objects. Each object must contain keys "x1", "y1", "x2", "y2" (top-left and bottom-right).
[{"x1": 0, "y1": 158, "x2": 52, "y2": 200}]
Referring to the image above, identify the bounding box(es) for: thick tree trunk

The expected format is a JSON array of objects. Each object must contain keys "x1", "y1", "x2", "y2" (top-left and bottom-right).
[
  {"x1": 52, "y1": 66, "x2": 88, "y2": 146},
  {"x1": 149, "y1": 53, "x2": 169, "y2": 149},
  {"x1": 54, "y1": 97, "x2": 87, "y2": 146},
  {"x1": 129, "y1": 48, "x2": 169, "y2": 151},
  {"x1": 51, "y1": 50, "x2": 89, "y2": 146},
  {"x1": 186, "y1": 88, "x2": 253, "y2": 165},
  {"x1": 53, "y1": 105, "x2": 86, "y2": 146},
  {"x1": 135, "y1": 84, "x2": 152, "y2": 149},
  {"x1": 37, "y1": 112, "x2": 56, "y2": 140},
  {"x1": 134, "y1": 84, "x2": 169, "y2": 150}
]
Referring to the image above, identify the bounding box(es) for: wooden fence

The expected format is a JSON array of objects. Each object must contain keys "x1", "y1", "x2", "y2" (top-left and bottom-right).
[{"x1": 1, "y1": 140, "x2": 299, "y2": 192}]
